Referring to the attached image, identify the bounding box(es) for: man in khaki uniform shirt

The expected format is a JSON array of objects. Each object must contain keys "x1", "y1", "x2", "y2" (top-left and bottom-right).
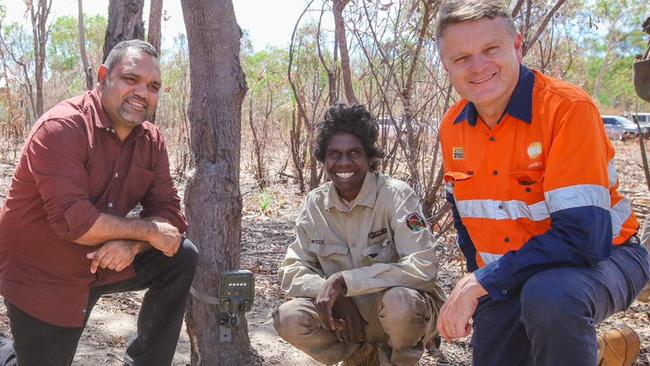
[{"x1": 273, "y1": 104, "x2": 444, "y2": 366}]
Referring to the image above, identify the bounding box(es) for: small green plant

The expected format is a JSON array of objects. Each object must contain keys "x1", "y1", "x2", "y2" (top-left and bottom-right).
[{"x1": 259, "y1": 190, "x2": 273, "y2": 214}]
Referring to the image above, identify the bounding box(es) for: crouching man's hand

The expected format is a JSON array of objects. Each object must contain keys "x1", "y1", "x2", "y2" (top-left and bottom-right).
[
  {"x1": 437, "y1": 273, "x2": 487, "y2": 342},
  {"x1": 146, "y1": 218, "x2": 182, "y2": 257},
  {"x1": 314, "y1": 272, "x2": 366, "y2": 343},
  {"x1": 86, "y1": 240, "x2": 149, "y2": 273}
]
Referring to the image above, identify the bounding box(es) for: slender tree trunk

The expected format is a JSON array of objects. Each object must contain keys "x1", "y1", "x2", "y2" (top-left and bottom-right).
[
  {"x1": 333, "y1": 0, "x2": 357, "y2": 105},
  {"x1": 103, "y1": 0, "x2": 145, "y2": 61},
  {"x1": 180, "y1": 1, "x2": 260, "y2": 364},
  {"x1": 77, "y1": 0, "x2": 94, "y2": 89},
  {"x1": 29, "y1": 0, "x2": 51, "y2": 117},
  {"x1": 148, "y1": 0, "x2": 163, "y2": 52}
]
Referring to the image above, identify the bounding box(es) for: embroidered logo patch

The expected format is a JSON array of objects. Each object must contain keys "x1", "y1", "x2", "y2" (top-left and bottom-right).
[
  {"x1": 406, "y1": 213, "x2": 427, "y2": 232},
  {"x1": 527, "y1": 142, "x2": 542, "y2": 159},
  {"x1": 452, "y1": 147, "x2": 464, "y2": 160}
]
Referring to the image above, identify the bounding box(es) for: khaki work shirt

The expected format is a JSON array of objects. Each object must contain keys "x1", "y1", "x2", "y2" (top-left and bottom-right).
[{"x1": 279, "y1": 172, "x2": 443, "y2": 302}]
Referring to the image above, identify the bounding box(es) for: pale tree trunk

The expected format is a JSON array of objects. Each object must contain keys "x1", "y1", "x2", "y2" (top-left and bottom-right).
[
  {"x1": 333, "y1": 0, "x2": 357, "y2": 105},
  {"x1": 180, "y1": 0, "x2": 260, "y2": 365},
  {"x1": 103, "y1": 0, "x2": 145, "y2": 62},
  {"x1": 77, "y1": 0, "x2": 93, "y2": 89},
  {"x1": 28, "y1": 0, "x2": 51, "y2": 117},
  {"x1": 148, "y1": 0, "x2": 163, "y2": 52}
]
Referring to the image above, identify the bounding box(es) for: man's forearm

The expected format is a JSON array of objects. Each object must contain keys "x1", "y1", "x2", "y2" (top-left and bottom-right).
[{"x1": 74, "y1": 213, "x2": 156, "y2": 246}]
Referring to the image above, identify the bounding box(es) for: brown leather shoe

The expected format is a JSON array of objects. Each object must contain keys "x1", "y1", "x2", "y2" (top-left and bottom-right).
[
  {"x1": 341, "y1": 343, "x2": 379, "y2": 366},
  {"x1": 597, "y1": 324, "x2": 640, "y2": 366}
]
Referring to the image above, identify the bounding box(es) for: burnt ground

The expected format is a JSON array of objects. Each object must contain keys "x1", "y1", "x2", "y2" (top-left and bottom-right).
[{"x1": 0, "y1": 139, "x2": 649, "y2": 365}]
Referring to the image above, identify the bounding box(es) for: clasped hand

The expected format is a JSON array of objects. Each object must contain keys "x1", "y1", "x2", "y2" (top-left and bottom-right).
[
  {"x1": 86, "y1": 240, "x2": 138, "y2": 273},
  {"x1": 314, "y1": 272, "x2": 366, "y2": 343}
]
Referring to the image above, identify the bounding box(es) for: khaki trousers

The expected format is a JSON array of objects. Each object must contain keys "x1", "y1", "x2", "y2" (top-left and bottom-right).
[{"x1": 273, "y1": 287, "x2": 438, "y2": 366}]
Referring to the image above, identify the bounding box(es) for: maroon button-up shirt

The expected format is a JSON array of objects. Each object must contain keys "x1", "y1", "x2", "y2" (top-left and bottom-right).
[{"x1": 0, "y1": 89, "x2": 187, "y2": 327}]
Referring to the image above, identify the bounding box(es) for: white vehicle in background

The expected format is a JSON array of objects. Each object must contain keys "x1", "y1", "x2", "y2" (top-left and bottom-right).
[
  {"x1": 623, "y1": 112, "x2": 650, "y2": 137},
  {"x1": 601, "y1": 115, "x2": 640, "y2": 141}
]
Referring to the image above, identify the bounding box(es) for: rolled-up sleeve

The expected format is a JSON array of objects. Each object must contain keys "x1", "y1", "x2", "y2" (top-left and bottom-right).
[
  {"x1": 342, "y1": 190, "x2": 441, "y2": 297},
  {"x1": 25, "y1": 119, "x2": 101, "y2": 242},
  {"x1": 139, "y1": 135, "x2": 188, "y2": 232}
]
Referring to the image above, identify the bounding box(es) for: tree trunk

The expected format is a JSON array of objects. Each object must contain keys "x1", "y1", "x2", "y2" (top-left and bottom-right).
[
  {"x1": 29, "y1": 0, "x2": 51, "y2": 117},
  {"x1": 148, "y1": 0, "x2": 163, "y2": 52},
  {"x1": 77, "y1": 0, "x2": 94, "y2": 89},
  {"x1": 333, "y1": 0, "x2": 357, "y2": 105},
  {"x1": 180, "y1": 1, "x2": 260, "y2": 364},
  {"x1": 103, "y1": 0, "x2": 145, "y2": 62}
]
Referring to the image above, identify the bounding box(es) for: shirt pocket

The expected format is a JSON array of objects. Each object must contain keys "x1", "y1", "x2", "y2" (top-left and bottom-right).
[
  {"x1": 444, "y1": 171, "x2": 474, "y2": 198},
  {"x1": 308, "y1": 243, "x2": 350, "y2": 276},
  {"x1": 508, "y1": 169, "x2": 545, "y2": 200},
  {"x1": 361, "y1": 239, "x2": 397, "y2": 266}
]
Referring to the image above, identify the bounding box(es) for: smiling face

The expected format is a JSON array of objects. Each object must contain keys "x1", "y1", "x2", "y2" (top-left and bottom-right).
[
  {"x1": 439, "y1": 17, "x2": 523, "y2": 122},
  {"x1": 324, "y1": 133, "x2": 370, "y2": 201},
  {"x1": 98, "y1": 49, "x2": 161, "y2": 139}
]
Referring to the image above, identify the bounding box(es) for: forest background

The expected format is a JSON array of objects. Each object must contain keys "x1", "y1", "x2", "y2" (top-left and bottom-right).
[{"x1": 0, "y1": 0, "x2": 649, "y2": 365}]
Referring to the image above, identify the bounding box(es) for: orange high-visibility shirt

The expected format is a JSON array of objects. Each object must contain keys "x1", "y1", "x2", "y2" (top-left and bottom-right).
[{"x1": 441, "y1": 65, "x2": 637, "y2": 273}]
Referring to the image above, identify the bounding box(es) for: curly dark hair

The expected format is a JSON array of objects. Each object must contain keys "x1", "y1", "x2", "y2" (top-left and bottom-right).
[{"x1": 314, "y1": 104, "x2": 385, "y2": 171}]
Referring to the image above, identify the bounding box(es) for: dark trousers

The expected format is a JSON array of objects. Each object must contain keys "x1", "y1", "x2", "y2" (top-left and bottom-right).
[
  {"x1": 1, "y1": 239, "x2": 198, "y2": 366},
  {"x1": 471, "y1": 242, "x2": 649, "y2": 366}
]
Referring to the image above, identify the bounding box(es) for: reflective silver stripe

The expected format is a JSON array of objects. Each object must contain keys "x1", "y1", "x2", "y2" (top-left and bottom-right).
[
  {"x1": 610, "y1": 198, "x2": 632, "y2": 238},
  {"x1": 479, "y1": 252, "x2": 502, "y2": 265},
  {"x1": 545, "y1": 184, "x2": 610, "y2": 213},
  {"x1": 456, "y1": 199, "x2": 549, "y2": 221},
  {"x1": 608, "y1": 161, "x2": 618, "y2": 188}
]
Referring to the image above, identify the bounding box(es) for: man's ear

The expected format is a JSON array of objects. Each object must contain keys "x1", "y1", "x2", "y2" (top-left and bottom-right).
[
  {"x1": 97, "y1": 65, "x2": 109, "y2": 84},
  {"x1": 514, "y1": 33, "x2": 524, "y2": 62}
]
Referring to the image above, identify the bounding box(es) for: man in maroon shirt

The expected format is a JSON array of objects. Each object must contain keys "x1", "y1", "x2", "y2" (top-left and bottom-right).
[{"x1": 0, "y1": 40, "x2": 198, "y2": 366}]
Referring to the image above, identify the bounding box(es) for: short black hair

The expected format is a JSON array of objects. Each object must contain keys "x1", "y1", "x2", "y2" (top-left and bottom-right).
[
  {"x1": 104, "y1": 40, "x2": 159, "y2": 72},
  {"x1": 314, "y1": 104, "x2": 385, "y2": 171}
]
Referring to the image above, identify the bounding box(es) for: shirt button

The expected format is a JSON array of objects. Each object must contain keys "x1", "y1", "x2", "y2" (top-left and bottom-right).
[
  {"x1": 111, "y1": 129, "x2": 116, "y2": 134},
  {"x1": 525, "y1": 187, "x2": 532, "y2": 193},
  {"x1": 492, "y1": 170, "x2": 499, "y2": 176},
  {"x1": 108, "y1": 202, "x2": 114, "y2": 208},
  {"x1": 498, "y1": 204, "x2": 504, "y2": 209},
  {"x1": 504, "y1": 237, "x2": 510, "y2": 243},
  {"x1": 489, "y1": 136, "x2": 496, "y2": 142},
  {"x1": 114, "y1": 172, "x2": 119, "y2": 178},
  {"x1": 105, "y1": 127, "x2": 110, "y2": 131},
  {"x1": 501, "y1": 289, "x2": 508, "y2": 296}
]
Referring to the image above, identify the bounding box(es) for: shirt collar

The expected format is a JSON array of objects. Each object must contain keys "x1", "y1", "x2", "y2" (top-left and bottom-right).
[
  {"x1": 87, "y1": 88, "x2": 151, "y2": 137},
  {"x1": 325, "y1": 171, "x2": 378, "y2": 212},
  {"x1": 454, "y1": 64, "x2": 535, "y2": 126}
]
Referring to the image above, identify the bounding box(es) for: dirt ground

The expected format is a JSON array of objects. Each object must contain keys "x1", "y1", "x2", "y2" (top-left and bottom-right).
[{"x1": 0, "y1": 139, "x2": 649, "y2": 365}]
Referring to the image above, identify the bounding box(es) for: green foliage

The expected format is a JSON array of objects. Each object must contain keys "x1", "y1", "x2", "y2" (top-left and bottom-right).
[{"x1": 259, "y1": 190, "x2": 273, "y2": 214}]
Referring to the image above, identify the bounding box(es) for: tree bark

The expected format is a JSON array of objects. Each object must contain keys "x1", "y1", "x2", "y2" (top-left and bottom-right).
[
  {"x1": 148, "y1": 0, "x2": 163, "y2": 52},
  {"x1": 102, "y1": 0, "x2": 145, "y2": 62},
  {"x1": 180, "y1": 0, "x2": 260, "y2": 364},
  {"x1": 77, "y1": 0, "x2": 94, "y2": 89},
  {"x1": 333, "y1": 0, "x2": 358, "y2": 105}
]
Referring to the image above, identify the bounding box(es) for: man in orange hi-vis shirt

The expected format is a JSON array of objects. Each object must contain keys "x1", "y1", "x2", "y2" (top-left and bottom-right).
[{"x1": 435, "y1": 1, "x2": 650, "y2": 365}]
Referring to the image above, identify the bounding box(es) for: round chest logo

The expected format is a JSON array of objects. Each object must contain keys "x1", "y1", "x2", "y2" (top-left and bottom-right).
[{"x1": 527, "y1": 142, "x2": 542, "y2": 159}]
